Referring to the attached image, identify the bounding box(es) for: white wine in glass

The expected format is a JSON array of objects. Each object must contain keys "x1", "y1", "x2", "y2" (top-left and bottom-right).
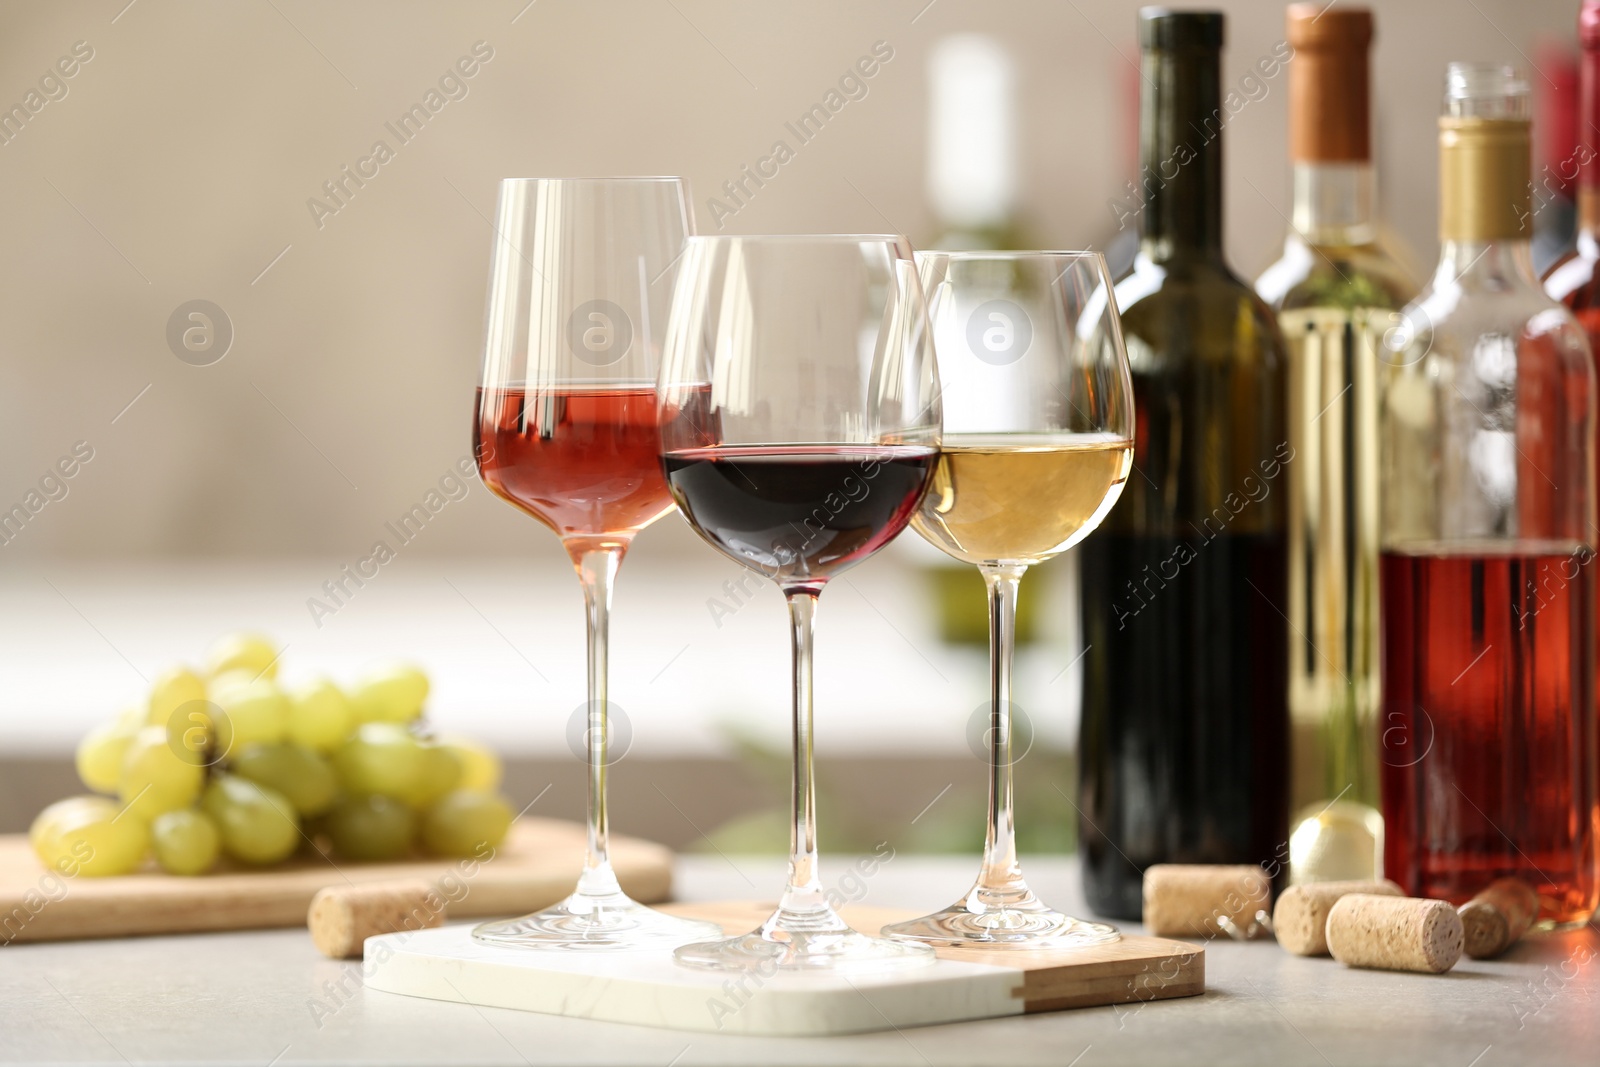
[{"x1": 916, "y1": 435, "x2": 1131, "y2": 566}]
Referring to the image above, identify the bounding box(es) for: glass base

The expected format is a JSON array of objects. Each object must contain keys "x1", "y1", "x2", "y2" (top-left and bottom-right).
[
  {"x1": 882, "y1": 883, "x2": 1121, "y2": 949},
  {"x1": 674, "y1": 906, "x2": 937, "y2": 973},
  {"x1": 472, "y1": 891, "x2": 723, "y2": 951}
]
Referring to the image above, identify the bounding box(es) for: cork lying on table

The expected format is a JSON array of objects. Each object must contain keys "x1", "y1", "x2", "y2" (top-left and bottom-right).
[
  {"x1": 1274, "y1": 880, "x2": 1403, "y2": 956},
  {"x1": 1326, "y1": 893, "x2": 1463, "y2": 973},
  {"x1": 1142, "y1": 864, "x2": 1271, "y2": 938},
  {"x1": 308, "y1": 881, "x2": 445, "y2": 959},
  {"x1": 1458, "y1": 877, "x2": 1540, "y2": 959}
]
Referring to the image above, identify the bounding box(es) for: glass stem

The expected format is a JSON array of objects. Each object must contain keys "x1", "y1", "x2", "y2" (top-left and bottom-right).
[
  {"x1": 575, "y1": 548, "x2": 623, "y2": 899},
  {"x1": 778, "y1": 590, "x2": 828, "y2": 922},
  {"x1": 977, "y1": 564, "x2": 1028, "y2": 897}
]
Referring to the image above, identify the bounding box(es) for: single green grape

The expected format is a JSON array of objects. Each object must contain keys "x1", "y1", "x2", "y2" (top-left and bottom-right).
[
  {"x1": 333, "y1": 722, "x2": 423, "y2": 798},
  {"x1": 286, "y1": 678, "x2": 354, "y2": 752},
  {"x1": 404, "y1": 744, "x2": 462, "y2": 808},
  {"x1": 350, "y1": 663, "x2": 430, "y2": 723},
  {"x1": 439, "y1": 734, "x2": 502, "y2": 792},
  {"x1": 421, "y1": 790, "x2": 512, "y2": 857},
  {"x1": 202, "y1": 775, "x2": 300, "y2": 865},
  {"x1": 76, "y1": 720, "x2": 137, "y2": 794},
  {"x1": 327, "y1": 794, "x2": 415, "y2": 861},
  {"x1": 146, "y1": 666, "x2": 207, "y2": 727},
  {"x1": 31, "y1": 795, "x2": 94, "y2": 849},
  {"x1": 231, "y1": 742, "x2": 337, "y2": 817},
  {"x1": 162, "y1": 699, "x2": 216, "y2": 769},
  {"x1": 31, "y1": 795, "x2": 149, "y2": 877},
  {"x1": 150, "y1": 808, "x2": 220, "y2": 875},
  {"x1": 206, "y1": 632, "x2": 280, "y2": 680},
  {"x1": 212, "y1": 677, "x2": 289, "y2": 757},
  {"x1": 31, "y1": 795, "x2": 114, "y2": 849},
  {"x1": 119, "y1": 725, "x2": 204, "y2": 818},
  {"x1": 207, "y1": 670, "x2": 257, "y2": 700}
]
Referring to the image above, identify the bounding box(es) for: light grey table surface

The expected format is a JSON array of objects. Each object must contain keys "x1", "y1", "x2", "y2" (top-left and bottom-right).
[{"x1": 1, "y1": 855, "x2": 1595, "y2": 1067}]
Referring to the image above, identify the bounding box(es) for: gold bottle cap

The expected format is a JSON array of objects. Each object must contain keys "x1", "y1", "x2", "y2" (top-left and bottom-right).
[{"x1": 1437, "y1": 63, "x2": 1531, "y2": 242}]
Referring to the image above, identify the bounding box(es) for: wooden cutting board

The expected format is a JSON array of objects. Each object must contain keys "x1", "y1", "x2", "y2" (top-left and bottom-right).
[
  {"x1": 0, "y1": 817, "x2": 672, "y2": 944},
  {"x1": 365, "y1": 902, "x2": 1205, "y2": 1036}
]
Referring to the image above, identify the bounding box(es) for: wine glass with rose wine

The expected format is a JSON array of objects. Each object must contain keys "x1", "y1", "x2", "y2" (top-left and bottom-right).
[
  {"x1": 657, "y1": 234, "x2": 942, "y2": 972},
  {"x1": 882, "y1": 251, "x2": 1134, "y2": 947},
  {"x1": 471, "y1": 177, "x2": 722, "y2": 949}
]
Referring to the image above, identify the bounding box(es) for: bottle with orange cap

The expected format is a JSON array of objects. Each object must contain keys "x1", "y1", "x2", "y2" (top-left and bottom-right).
[{"x1": 1255, "y1": 4, "x2": 1415, "y2": 887}]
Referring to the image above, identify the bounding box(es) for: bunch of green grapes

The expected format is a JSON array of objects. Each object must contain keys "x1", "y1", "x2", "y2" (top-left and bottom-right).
[{"x1": 33, "y1": 633, "x2": 514, "y2": 877}]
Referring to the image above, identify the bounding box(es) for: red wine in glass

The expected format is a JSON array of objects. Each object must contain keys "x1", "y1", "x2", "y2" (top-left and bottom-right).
[
  {"x1": 477, "y1": 383, "x2": 712, "y2": 558},
  {"x1": 662, "y1": 445, "x2": 936, "y2": 593}
]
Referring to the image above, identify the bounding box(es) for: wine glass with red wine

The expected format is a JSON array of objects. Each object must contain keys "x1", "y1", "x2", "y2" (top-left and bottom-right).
[
  {"x1": 658, "y1": 234, "x2": 942, "y2": 972},
  {"x1": 471, "y1": 177, "x2": 722, "y2": 949}
]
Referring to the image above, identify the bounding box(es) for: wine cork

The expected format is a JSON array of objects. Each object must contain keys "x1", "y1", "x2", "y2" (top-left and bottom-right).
[
  {"x1": 1459, "y1": 877, "x2": 1540, "y2": 959},
  {"x1": 1274, "y1": 880, "x2": 1403, "y2": 956},
  {"x1": 1142, "y1": 864, "x2": 1272, "y2": 938},
  {"x1": 1326, "y1": 894, "x2": 1463, "y2": 973},
  {"x1": 308, "y1": 881, "x2": 445, "y2": 959}
]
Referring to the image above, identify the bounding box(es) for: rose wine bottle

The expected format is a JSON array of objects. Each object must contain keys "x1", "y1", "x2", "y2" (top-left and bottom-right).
[
  {"x1": 1381, "y1": 63, "x2": 1598, "y2": 927},
  {"x1": 1255, "y1": 4, "x2": 1414, "y2": 884},
  {"x1": 1077, "y1": 9, "x2": 1291, "y2": 920}
]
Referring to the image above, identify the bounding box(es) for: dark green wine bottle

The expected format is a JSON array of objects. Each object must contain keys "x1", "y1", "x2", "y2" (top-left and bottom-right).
[{"x1": 1076, "y1": 8, "x2": 1291, "y2": 920}]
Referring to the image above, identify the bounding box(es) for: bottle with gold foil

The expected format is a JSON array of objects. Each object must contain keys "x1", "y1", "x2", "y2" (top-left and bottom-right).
[
  {"x1": 1380, "y1": 64, "x2": 1597, "y2": 927},
  {"x1": 1256, "y1": 4, "x2": 1413, "y2": 884}
]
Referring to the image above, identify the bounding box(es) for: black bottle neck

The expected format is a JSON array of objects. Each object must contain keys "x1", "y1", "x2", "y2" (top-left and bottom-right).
[{"x1": 1139, "y1": 44, "x2": 1225, "y2": 263}]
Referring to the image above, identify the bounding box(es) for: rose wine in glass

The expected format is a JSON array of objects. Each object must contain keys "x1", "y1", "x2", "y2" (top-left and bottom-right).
[
  {"x1": 477, "y1": 384, "x2": 673, "y2": 548},
  {"x1": 478, "y1": 382, "x2": 714, "y2": 552},
  {"x1": 659, "y1": 234, "x2": 941, "y2": 972},
  {"x1": 881, "y1": 251, "x2": 1133, "y2": 948},
  {"x1": 470, "y1": 177, "x2": 721, "y2": 949}
]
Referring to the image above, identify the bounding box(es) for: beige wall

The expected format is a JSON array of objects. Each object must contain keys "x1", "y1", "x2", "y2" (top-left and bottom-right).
[{"x1": 0, "y1": 0, "x2": 1577, "y2": 561}]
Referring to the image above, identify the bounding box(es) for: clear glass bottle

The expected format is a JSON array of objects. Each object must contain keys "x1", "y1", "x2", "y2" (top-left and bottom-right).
[
  {"x1": 1380, "y1": 63, "x2": 1598, "y2": 927},
  {"x1": 1255, "y1": 4, "x2": 1414, "y2": 884}
]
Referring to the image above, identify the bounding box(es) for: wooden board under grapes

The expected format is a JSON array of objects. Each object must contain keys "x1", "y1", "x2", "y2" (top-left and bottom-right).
[{"x1": 0, "y1": 818, "x2": 672, "y2": 944}]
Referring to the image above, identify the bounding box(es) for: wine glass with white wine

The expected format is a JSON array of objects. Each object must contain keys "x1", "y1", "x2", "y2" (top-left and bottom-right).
[{"x1": 883, "y1": 250, "x2": 1134, "y2": 948}]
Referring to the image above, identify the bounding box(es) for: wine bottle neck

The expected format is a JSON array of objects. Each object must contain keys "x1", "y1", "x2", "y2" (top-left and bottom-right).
[
  {"x1": 1580, "y1": 38, "x2": 1600, "y2": 242},
  {"x1": 1434, "y1": 238, "x2": 1541, "y2": 291},
  {"x1": 1579, "y1": 188, "x2": 1600, "y2": 253},
  {"x1": 1437, "y1": 116, "x2": 1531, "y2": 245},
  {"x1": 1291, "y1": 163, "x2": 1377, "y2": 247},
  {"x1": 1138, "y1": 44, "x2": 1224, "y2": 262}
]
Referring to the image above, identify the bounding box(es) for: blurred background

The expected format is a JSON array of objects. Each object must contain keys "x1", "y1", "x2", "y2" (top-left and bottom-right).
[{"x1": 0, "y1": 0, "x2": 1583, "y2": 853}]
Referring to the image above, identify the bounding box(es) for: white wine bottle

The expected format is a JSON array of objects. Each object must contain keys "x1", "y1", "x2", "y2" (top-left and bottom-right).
[{"x1": 1255, "y1": 4, "x2": 1414, "y2": 884}]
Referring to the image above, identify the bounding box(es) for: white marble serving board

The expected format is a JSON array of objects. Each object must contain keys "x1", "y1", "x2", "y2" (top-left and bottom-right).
[{"x1": 362, "y1": 904, "x2": 1204, "y2": 1037}]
